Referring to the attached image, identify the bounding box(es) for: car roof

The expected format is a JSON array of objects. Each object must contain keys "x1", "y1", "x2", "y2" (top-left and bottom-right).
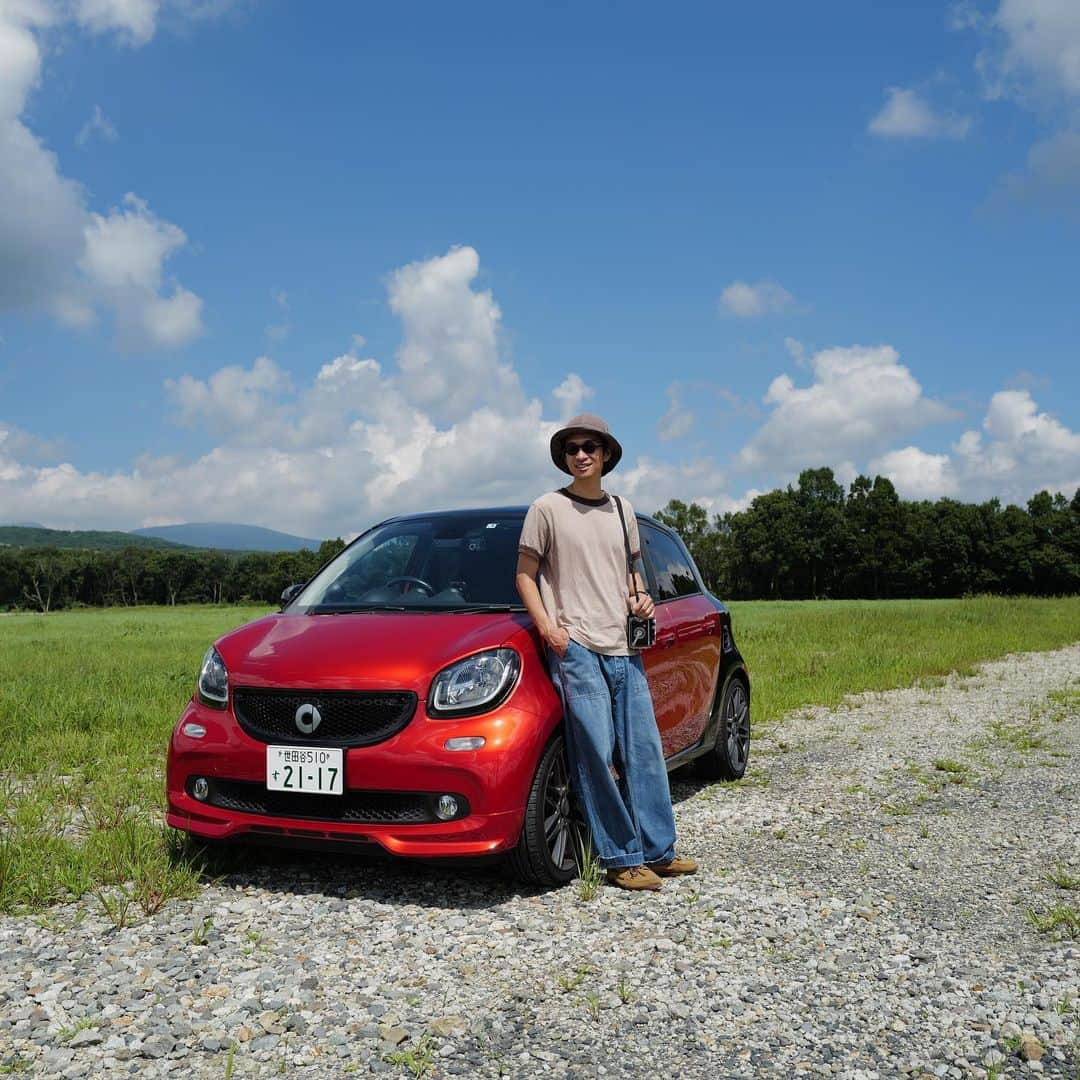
[{"x1": 376, "y1": 503, "x2": 668, "y2": 530}]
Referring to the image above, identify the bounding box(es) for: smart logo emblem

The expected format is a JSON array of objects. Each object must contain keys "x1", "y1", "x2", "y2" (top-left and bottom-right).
[{"x1": 294, "y1": 703, "x2": 323, "y2": 735}]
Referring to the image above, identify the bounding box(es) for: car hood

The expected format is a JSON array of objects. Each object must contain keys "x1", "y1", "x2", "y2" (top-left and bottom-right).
[{"x1": 215, "y1": 610, "x2": 533, "y2": 693}]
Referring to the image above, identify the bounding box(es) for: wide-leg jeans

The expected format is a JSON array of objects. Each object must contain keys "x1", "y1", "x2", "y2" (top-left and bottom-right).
[{"x1": 547, "y1": 639, "x2": 677, "y2": 869}]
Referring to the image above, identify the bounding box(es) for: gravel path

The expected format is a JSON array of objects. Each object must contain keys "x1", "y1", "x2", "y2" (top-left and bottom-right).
[{"x1": 2, "y1": 645, "x2": 1079, "y2": 1079}]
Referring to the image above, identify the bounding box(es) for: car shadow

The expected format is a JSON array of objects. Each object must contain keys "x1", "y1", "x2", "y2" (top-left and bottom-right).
[
  {"x1": 191, "y1": 841, "x2": 542, "y2": 910},
  {"x1": 668, "y1": 762, "x2": 720, "y2": 805}
]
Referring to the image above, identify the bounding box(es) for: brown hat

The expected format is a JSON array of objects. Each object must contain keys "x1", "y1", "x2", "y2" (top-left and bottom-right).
[{"x1": 549, "y1": 413, "x2": 623, "y2": 475}]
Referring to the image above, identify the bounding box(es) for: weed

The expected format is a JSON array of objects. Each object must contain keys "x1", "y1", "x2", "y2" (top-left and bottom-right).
[
  {"x1": 1048, "y1": 866, "x2": 1080, "y2": 891},
  {"x1": 557, "y1": 965, "x2": 591, "y2": 993},
  {"x1": 1027, "y1": 904, "x2": 1080, "y2": 939},
  {"x1": 616, "y1": 973, "x2": 634, "y2": 1004},
  {"x1": 94, "y1": 885, "x2": 135, "y2": 930},
  {"x1": 881, "y1": 803, "x2": 913, "y2": 816},
  {"x1": 575, "y1": 834, "x2": 602, "y2": 903},
  {"x1": 57, "y1": 1017, "x2": 97, "y2": 1042},
  {"x1": 384, "y1": 1033, "x2": 436, "y2": 1078},
  {"x1": 583, "y1": 990, "x2": 601, "y2": 1021},
  {"x1": 224, "y1": 1044, "x2": 236, "y2": 1080},
  {"x1": 843, "y1": 783, "x2": 866, "y2": 795},
  {"x1": 988, "y1": 718, "x2": 1047, "y2": 752},
  {"x1": 192, "y1": 915, "x2": 213, "y2": 945},
  {"x1": 932, "y1": 758, "x2": 970, "y2": 777},
  {"x1": 918, "y1": 824, "x2": 930, "y2": 839}
]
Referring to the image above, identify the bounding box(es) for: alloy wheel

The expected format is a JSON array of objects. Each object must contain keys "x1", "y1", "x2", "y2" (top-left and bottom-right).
[{"x1": 726, "y1": 681, "x2": 750, "y2": 772}]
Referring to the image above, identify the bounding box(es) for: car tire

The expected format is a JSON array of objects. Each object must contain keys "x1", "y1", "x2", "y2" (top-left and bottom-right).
[
  {"x1": 696, "y1": 675, "x2": 750, "y2": 781},
  {"x1": 508, "y1": 734, "x2": 588, "y2": 887}
]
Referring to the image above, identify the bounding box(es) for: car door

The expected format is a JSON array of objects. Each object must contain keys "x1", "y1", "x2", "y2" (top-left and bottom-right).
[{"x1": 638, "y1": 521, "x2": 722, "y2": 757}]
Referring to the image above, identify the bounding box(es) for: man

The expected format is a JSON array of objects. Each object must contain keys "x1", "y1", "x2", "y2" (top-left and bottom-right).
[{"x1": 515, "y1": 413, "x2": 697, "y2": 891}]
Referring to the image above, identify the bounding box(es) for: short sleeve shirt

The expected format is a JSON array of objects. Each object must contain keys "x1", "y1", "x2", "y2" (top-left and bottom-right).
[{"x1": 518, "y1": 489, "x2": 641, "y2": 656}]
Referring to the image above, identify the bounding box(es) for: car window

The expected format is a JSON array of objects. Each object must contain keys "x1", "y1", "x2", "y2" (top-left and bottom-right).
[
  {"x1": 295, "y1": 515, "x2": 525, "y2": 611},
  {"x1": 641, "y1": 524, "x2": 700, "y2": 601}
]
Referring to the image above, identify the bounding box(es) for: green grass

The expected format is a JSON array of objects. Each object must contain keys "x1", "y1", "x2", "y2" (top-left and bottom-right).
[
  {"x1": 0, "y1": 596, "x2": 1078, "y2": 913},
  {"x1": 727, "y1": 596, "x2": 1080, "y2": 728},
  {"x1": 0, "y1": 605, "x2": 266, "y2": 913}
]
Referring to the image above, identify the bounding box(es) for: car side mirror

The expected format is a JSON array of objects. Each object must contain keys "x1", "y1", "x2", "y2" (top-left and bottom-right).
[{"x1": 280, "y1": 582, "x2": 305, "y2": 610}]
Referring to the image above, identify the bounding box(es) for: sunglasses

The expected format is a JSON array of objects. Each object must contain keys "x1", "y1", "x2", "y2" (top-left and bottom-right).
[{"x1": 564, "y1": 439, "x2": 605, "y2": 456}]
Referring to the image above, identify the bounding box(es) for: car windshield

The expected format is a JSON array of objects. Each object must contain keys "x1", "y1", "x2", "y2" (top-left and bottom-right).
[{"x1": 292, "y1": 512, "x2": 527, "y2": 613}]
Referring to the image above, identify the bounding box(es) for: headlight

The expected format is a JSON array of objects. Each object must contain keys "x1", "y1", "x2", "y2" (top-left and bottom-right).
[
  {"x1": 197, "y1": 646, "x2": 229, "y2": 709},
  {"x1": 428, "y1": 648, "x2": 520, "y2": 717}
]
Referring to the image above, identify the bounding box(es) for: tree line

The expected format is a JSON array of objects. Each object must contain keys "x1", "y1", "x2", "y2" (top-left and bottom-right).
[
  {"x1": 655, "y1": 468, "x2": 1080, "y2": 600},
  {"x1": 2, "y1": 467, "x2": 1078, "y2": 611},
  {"x1": 0, "y1": 540, "x2": 347, "y2": 613}
]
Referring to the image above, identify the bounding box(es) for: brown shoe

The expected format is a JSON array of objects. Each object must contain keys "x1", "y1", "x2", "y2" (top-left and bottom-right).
[
  {"x1": 606, "y1": 865, "x2": 662, "y2": 891},
  {"x1": 646, "y1": 855, "x2": 698, "y2": 877}
]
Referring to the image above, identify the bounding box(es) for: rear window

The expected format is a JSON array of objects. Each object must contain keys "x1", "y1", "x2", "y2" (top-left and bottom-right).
[{"x1": 641, "y1": 524, "x2": 700, "y2": 601}]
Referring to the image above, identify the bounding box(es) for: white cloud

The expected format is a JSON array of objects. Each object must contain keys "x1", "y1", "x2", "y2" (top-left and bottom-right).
[
  {"x1": 166, "y1": 356, "x2": 292, "y2": 440},
  {"x1": 737, "y1": 344, "x2": 957, "y2": 477},
  {"x1": 76, "y1": 103, "x2": 118, "y2": 147},
  {"x1": 719, "y1": 279, "x2": 802, "y2": 318},
  {"x1": 619, "y1": 456, "x2": 758, "y2": 518},
  {"x1": 0, "y1": 248, "x2": 578, "y2": 534},
  {"x1": 783, "y1": 336, "x2": 807, "y2": 366},
  {"x1": 1004, "y1": 128, "x2": 1080, "y2": 208},
  {"x1": 0, "y1": 421, "x2": 64, "y2": 465},
  {"x1": 0, "y1": 1, "x2": 206, "y2": 348},
  {"x1": 970, "y1": 0, "x2": 1080, "y2": 102},
  {"x1": 75, "y1": 0, "x2": 158, "y2": 44},
  {"x1": 80, "y1": 193, "x2": 203, "y2": 348},
  {"x1": 656, "y1": 384, "x2": 694, "y2": 442},
  {"x1": 870, "y1": 389, "x2": 1080, "y2": 502},
  {"x1": 868, "y1": 86, "x2": 972, "y2": 139},
  {"x1": 551, "y1": 373, "x2": 593, "y2": 420},
  {"x1": 869, "y1": 446, "x2": 958, "y2": 500},
  {"x1": 388, "y1": 245, "x2": 524, "y2": 422}
]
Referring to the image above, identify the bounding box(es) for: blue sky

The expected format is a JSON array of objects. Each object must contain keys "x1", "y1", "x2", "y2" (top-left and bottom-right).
[{"x1": 1, "y1": 0, "x2": 1078, "y2": 538}]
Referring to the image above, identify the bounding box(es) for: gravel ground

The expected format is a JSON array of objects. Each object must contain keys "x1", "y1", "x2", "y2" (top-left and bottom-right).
[{"x1": 2, "y1": 645, "x2": 1078, "y2": 1080}]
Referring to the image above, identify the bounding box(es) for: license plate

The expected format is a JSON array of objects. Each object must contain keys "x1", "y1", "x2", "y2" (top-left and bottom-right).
[{"x1": 266, "y1": 746, "x2": 343, "y2": 795}]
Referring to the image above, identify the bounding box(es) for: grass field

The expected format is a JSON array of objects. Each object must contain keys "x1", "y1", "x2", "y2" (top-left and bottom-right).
[{"x1": 1, "y1": 596, "x2": 1078, "y2": 914}]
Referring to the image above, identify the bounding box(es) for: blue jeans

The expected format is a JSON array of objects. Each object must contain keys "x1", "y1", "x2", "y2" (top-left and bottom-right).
[{"x1": 547, "y1": 639, "x2": 677, "y2": 870}]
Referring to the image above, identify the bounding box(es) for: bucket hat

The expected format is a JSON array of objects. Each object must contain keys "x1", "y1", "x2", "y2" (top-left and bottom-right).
[{"x1": 549, "y1": 413, "x2": 623, "y2": 475}]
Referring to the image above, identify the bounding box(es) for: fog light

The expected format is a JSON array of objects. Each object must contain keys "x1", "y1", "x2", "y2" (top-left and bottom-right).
[
  {"x1": 444, "y1": 736, "x2": 485, "y2": 751},
  {"x1": 435, "y1": 795, "x2": 459, "y2": 820},
  {"x1": 182, "y1": 722, "x2": 207, "y2": 739},
  {"x1": 192, "y1": 777, "x2": 210, "y2": 801}
]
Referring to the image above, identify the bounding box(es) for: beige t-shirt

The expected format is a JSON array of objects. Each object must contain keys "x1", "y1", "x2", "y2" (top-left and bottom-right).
[{"x1": 518, "y1": 488, "x2": 642, "y2": 656}]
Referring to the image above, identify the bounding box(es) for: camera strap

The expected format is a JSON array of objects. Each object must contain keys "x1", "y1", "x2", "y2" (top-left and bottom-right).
[{"x1": 612, "y1": 496, "x2": 638, "y2": 600}]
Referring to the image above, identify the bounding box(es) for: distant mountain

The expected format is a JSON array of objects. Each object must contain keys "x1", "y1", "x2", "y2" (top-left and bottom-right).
[
  {"x1": 0, "y1": 526, "x2": 194, "y2": 551},
  {"x1": 131, "y1": 522, "x2": 322, "y2": 552}
]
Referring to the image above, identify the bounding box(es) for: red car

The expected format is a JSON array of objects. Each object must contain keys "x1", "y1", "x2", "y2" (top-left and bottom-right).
[{"x1": 166, "y1": 506, "x2": 750, "y2": 885}]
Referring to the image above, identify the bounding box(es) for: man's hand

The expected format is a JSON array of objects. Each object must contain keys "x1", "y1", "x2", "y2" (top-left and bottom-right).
[
  {"x1": 545, "y1": 624, "x2": 571, "y2": 656},
  {"x1": 628, "y1": 592, "x2": 654, "y2": 619}
]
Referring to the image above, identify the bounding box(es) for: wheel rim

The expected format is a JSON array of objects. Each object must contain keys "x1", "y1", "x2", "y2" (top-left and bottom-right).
[
  {"x1": 542, "y1": 741, "x2": 586, "y2": 873},
  {"x1": 725, "y1": 683, "x2": 750, "y2": 770}
]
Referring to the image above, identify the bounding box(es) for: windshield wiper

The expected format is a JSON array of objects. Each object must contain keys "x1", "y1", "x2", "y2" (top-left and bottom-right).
[
  {"x1": 306, "y1": 604, "x2": 410, "y2": 614},
  {"x1": 437, "y1": 604, "x2": 524, "y2": 613}
]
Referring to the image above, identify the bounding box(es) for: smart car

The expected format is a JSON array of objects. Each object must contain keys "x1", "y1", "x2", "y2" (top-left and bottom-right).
[{"x1": 166, "y1": 506, "x2": 750, "y2": 885}]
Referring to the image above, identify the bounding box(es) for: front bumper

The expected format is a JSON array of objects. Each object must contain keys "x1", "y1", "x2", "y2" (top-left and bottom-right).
[{"x1": 166, "y1": 692, "x2": 555, "y2": 858}]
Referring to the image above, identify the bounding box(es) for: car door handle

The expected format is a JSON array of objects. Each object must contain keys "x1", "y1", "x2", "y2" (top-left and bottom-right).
[
  {"x1": 655, "y1": 631, "x2": 677, "y2": 648},
  {"x1": 676, "y1": 620, "x2": 709, "y2": 642}
]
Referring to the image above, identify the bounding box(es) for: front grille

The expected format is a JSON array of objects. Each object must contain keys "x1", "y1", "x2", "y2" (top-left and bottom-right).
[
  {"x1": 233, "y1": 688, "x2": 417, "y2": 747},
  {"x1": 193, "y1": 779, "x2": 468, "y2": 824}
]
